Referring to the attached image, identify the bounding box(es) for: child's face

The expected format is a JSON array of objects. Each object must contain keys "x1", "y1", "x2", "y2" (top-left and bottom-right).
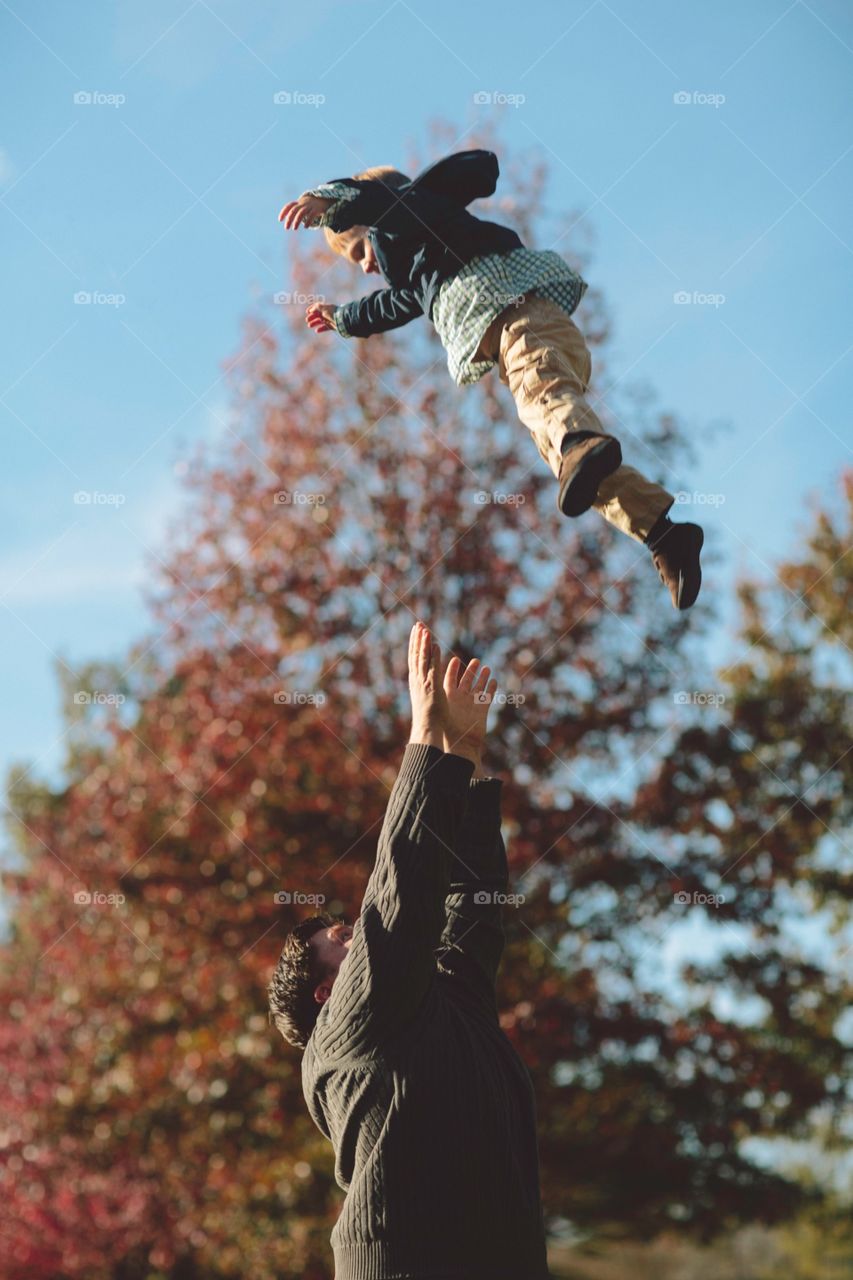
[{"x1": 342, "y1": 228, "x2": 380, "y2": 275}]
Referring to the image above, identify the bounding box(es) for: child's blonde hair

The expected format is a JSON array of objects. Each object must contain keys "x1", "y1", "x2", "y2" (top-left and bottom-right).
[{"x1": 323, "y1": 165, "x2": 411, "y2": 255}]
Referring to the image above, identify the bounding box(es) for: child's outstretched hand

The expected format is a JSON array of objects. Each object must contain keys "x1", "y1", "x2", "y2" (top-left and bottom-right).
[
  {"x1": 278, "y1": 194, "x2": 332, "y2": 230},
  {"x1": 306, "y1": 303, "x2": 338, "y2": 334}
]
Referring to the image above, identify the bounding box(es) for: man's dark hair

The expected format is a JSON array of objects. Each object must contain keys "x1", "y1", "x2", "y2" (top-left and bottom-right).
[{"x1": 267, "y1": 911, "x2": 342, "y2": 1050}]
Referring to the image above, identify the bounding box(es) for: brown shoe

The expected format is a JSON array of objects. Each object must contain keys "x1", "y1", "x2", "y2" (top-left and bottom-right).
[
  {"x1": 649, "y1": 520, "x2": 704, "y2": 610},
  {"x1": 557, "y1": 434, "x2": 622, "y2": 517}
]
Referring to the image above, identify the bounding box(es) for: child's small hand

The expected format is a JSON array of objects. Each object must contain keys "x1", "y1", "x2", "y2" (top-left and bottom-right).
[
  {"x1": 306, "y1": 303, "x2": 338, "y2": 334},
  {"x1": 279, "y1": 194, "x2": 332, "y2": 230}
]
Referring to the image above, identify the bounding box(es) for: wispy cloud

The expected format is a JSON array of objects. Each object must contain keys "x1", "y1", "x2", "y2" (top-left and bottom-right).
[{"x1": 0, "y1": 544, "x2": 147, "y2": 606}]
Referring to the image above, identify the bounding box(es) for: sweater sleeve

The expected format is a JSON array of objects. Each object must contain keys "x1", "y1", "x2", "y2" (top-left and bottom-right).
[
  {"x1": 408, "y1": 149, "x2": 500, "y2": 208},
  {"x1": 435, "y1": 777, "x2": 508, "y2": 1008},
  {"x1": 303, "y1": 180, "x2": 360, "y2": 228},
  {"x1": 312, "y1": 743, "x2": 474, "y2": 1061},
  {"x1": 304, "y1": 172, "x2": 462, "y2": 242},
  {"x1": 304, "y1": 150, "x2": 499, "y2": 242},
  {"x1": 334, "y1": 285, "x2": 424, "y2": 338}
]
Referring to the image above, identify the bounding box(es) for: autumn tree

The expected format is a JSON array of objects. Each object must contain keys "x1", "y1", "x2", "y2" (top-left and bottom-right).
[
  {"x1": 1, "y1": 124, "x2": 847, "y2": 1278},
  {"x1": 618, "y1": 471, "x2": 852, "y2": 1236}
]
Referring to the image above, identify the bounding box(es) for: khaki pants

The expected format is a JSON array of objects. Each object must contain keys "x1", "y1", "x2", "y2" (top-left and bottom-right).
[{"x1": 476, "y1": 294, "x2": 673, "y2": 543}]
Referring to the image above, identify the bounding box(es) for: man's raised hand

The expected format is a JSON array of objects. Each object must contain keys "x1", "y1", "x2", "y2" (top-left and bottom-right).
[
  {"x1": 406, "y1": 622, "x2": 498, "y2": 767},
  {"x1": 442, "y1": 654, "x2": 497, "y2": 765},
  {"x1": 407, "y1": 621, "x2": 447, "y2": 753}
]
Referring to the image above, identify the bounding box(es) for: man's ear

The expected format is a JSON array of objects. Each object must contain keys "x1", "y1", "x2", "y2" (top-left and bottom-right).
[{"x1": 314, "y1": 980, "x2": 333, "y2": 1006}]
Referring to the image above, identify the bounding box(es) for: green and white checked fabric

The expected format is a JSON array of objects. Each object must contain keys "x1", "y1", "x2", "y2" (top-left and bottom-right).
[
  {"x1": 305, "y1": 181, "x2": 360, "y2": 227},
  {"x1": 432, "y1": 248, "x2": 588, "y2": 386}
]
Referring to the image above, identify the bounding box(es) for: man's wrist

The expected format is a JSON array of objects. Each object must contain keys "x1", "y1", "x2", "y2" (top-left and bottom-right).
[
  {"x1": 409, "y1": 722, "x2": 444, "y2": 752},
  {"x1": 443, "y1": 735, "x2": 482, "y2": 768},
  {"x1": 440, "y1": 732, "x2": 481, "y2": 757}
]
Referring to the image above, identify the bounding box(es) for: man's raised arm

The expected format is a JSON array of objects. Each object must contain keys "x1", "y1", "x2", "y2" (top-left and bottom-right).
[
  {"x1": 311, "y1": 623, "x2": 496, "y2": 1062},
  {"x1": 437, "y1": 772, "x2": 508, "y2": 1011}
]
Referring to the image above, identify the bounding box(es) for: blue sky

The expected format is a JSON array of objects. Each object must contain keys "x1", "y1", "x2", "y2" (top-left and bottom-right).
[{"x1": 1, "y1": 0, "x2": 851, "y2": 800}]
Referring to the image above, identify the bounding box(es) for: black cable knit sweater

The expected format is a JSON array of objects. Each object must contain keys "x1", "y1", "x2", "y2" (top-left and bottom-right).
[{"x1": 301, "y1": 742, "x2": 551, "y2": 1280}]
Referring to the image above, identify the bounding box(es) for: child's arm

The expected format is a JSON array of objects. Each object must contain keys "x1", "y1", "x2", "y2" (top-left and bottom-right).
[
  {"x1": 307, "y1": 286, "x2": 423, "y2": 340},
  {"x1": 282, "y1": 150, "x2": 500, "y2": 242},
  {"x1": 279, "y1": 182, "x2": 358, "y2": 230},
  {"x1": 404, "y1": 149, "x2": 500, "y2": 208}
]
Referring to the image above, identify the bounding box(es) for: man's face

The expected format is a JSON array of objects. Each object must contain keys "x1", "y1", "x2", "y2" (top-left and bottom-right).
[
  {"x1": 342, "y1": 229, "x2": 380, "y2": 275},
  {"x1": 310, "y1": 920, "x2": 355, "y2": 1005}
]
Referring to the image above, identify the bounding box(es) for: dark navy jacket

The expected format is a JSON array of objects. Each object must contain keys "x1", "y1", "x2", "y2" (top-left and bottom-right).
[{"x1": 317, "y1": 149, "x2": 523, "y2": 338}]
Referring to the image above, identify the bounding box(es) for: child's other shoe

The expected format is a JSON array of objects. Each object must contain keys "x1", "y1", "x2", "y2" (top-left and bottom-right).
[
  {"x1": 557, "y1": 433, "x2": 622, "y2": 517},
  {"x1": 645, "y1": 514, "x2": 704, "y2": 610}
]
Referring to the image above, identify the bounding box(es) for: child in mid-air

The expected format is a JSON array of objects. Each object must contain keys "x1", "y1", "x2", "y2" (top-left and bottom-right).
[{"x1": 279, "y1": 149, "x2": 703, "y2": 609}]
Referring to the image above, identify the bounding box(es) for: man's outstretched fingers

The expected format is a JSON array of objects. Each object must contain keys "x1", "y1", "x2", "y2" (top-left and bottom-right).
[
  {"x1": 409, "y1": 621, "x2": 428, "y2": 677},
  {"x1": 419, "y1": 625, "x2": 433, "y2": 679},
  {"x1": 435, "y1": 641, "x2": 449, "y2": 688},
  {"x1": 458, "y1": 659, "x2": 481, "y2": 692},
  {"x1": 419, "y1": 630, "x2": 428, "y2": 676},
  {"x1": 443, "y1": 655, "x2": 462, "y2": 692},
  {"x1": 472, "y1": 665, "x2": 492, "y2": 697}
]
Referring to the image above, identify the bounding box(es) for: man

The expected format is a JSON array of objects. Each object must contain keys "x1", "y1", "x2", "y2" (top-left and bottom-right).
[{"x1": 268, "y1": 622, "x2": 552, "y2": 1280}]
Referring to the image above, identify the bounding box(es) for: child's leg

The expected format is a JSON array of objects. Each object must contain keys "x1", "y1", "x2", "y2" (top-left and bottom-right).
[
  {"x1": 592, "y1": 466, "x2": 673, "y2": 544},
  {"x1": 494, "y1": 294, "x2": 605, "y2": 473},
  {"x1": 495, "y1": 295, "x2": 674, "y2": 542}
]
